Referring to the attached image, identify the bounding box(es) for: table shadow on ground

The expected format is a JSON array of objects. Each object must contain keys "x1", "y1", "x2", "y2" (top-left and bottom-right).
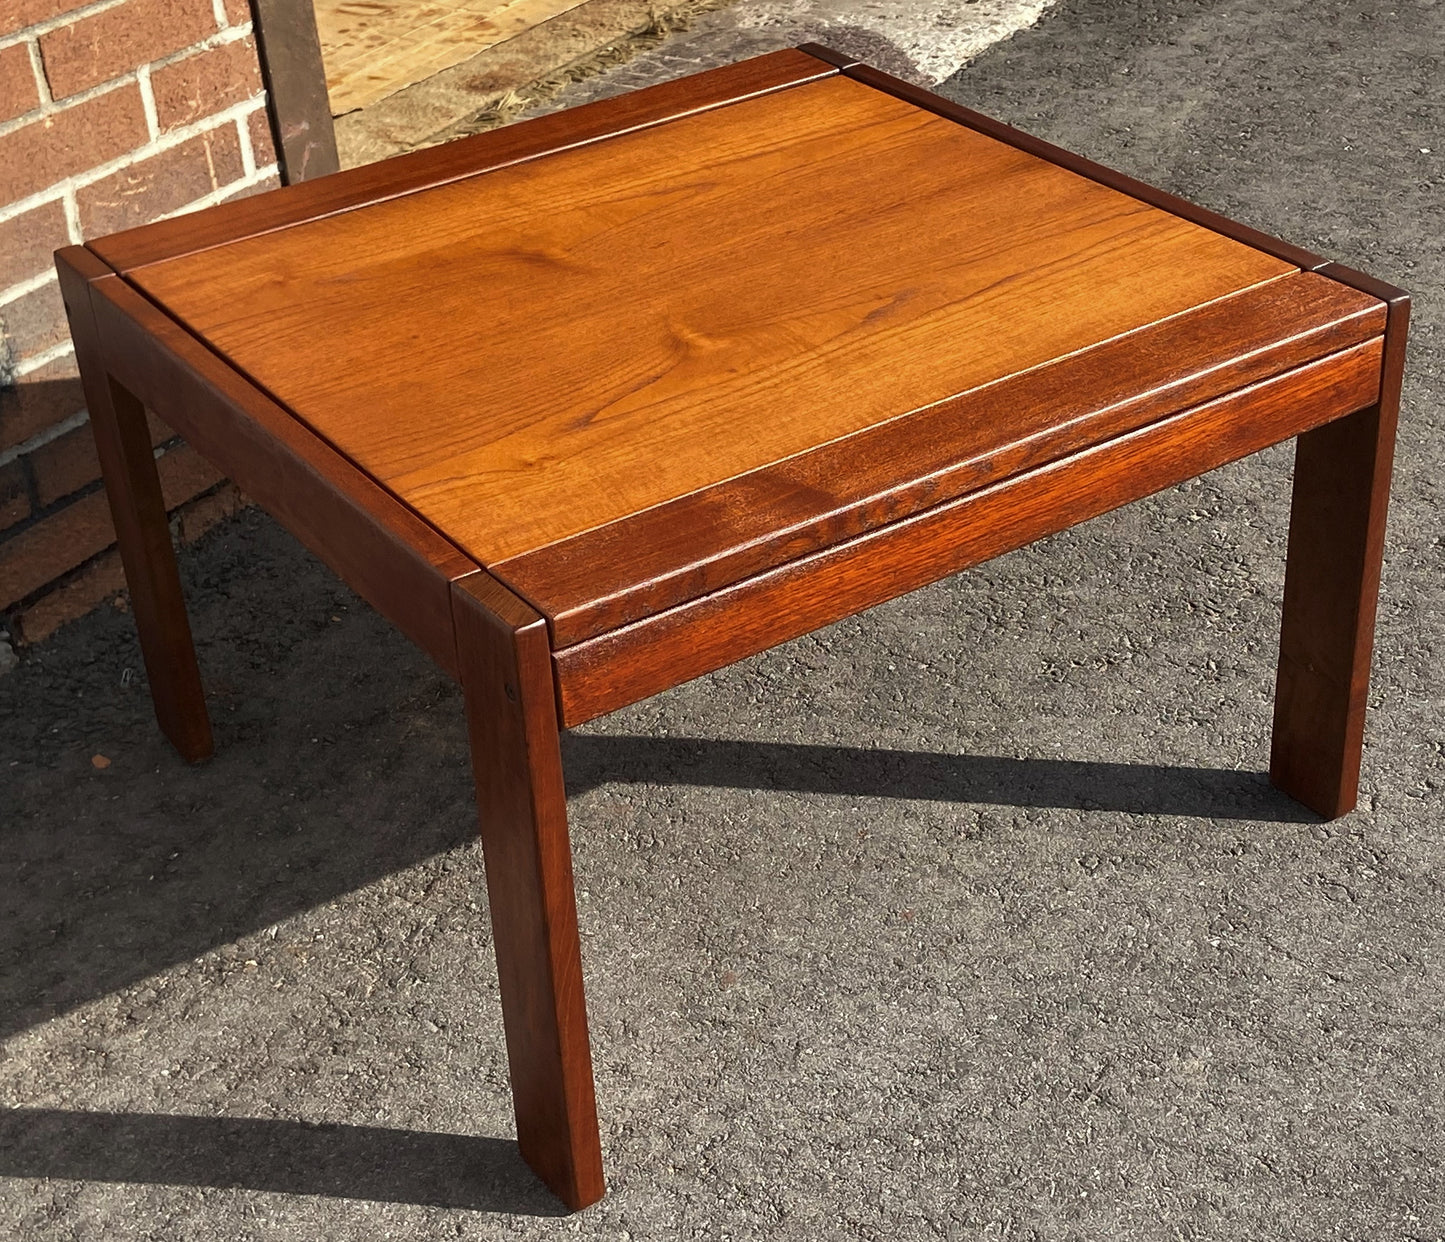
[
  {"x1": 562, "y1": 735, "x2": 1319, "y2": 824},
  {"x1": 0, "y1": 1108, "x2": 566, "y2": 1214},
  {"x1": 2, "y1": 732, "x2": 1312, "y2": 1041}
]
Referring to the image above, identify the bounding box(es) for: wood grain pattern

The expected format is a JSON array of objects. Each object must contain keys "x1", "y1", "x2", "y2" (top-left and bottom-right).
[
  {"x1": 451, "y1": 572, "x2": 604, "y2": 1210},
  {"x1": 88, "y1": 49, "x2": 838, "y2": 272},
  {"x1": 496, "y1": 272, "x2": 1384, "y2": 645},
  {"x1": 87, "y1": 265, "x2": 478, "y2": 678},
  {"x1": 128, "y1": 75, "x2": 1294, "y2": 568},
  {"x1": 836, "y1": 58, "x2": 1327, "y2": 273},
  {"x1": 55, "y1": 246, "x2": 214, "y2": 762},
  {"x1": 552, "y1": 339, "x2": 1384, "y2": 726},
  {"x1": 316, "y1": 0, "x2": 591, "y2": 113},
  {"x1": 1270, "y1": 263, "x2": 1409, "y2": 817}
]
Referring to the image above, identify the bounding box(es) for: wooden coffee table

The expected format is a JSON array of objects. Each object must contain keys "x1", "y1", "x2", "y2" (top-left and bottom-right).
[{"x1": 57, "y1": 45, "x2": 1407, "y2": 1210}]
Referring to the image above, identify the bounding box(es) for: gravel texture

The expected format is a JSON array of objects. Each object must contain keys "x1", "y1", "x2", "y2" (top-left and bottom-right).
[
  {"x1": 521, "y1": 0, "x2": 1055, "y2": 105},
  {"x1": 2, "y1": 1, "x2": 1442, "y2": 1237}
]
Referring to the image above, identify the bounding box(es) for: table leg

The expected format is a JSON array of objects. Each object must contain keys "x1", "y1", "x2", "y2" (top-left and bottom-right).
[
  {"x1": 452, "y1": 574, "x2": 605, "y2": 1211},
  {"x1": 58, "y1": 264, "x2": 213, "y2": 763},
  {"x1": 1270, "y1": 292, "x2": 1408, "y2": 818}
]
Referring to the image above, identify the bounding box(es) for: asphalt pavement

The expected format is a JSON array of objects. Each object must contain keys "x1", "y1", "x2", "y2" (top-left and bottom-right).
[{"x1": 2, "y1": 1, "x2": 1442, "y2": 1238}]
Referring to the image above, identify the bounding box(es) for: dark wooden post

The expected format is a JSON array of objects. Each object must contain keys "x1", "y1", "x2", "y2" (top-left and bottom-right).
[
  {"x1": 56, "y1": 248, "x2": 213, "y2": 763},
  {"x1": 451, "y1": 572, "x2": 606, "y2": 1210},
  {"x1": 249, "y1": 0, "x2": 341, "y2": 183},
  {"x1": 1271, "y1": 265, "x2": 1409, "y2": 818}
]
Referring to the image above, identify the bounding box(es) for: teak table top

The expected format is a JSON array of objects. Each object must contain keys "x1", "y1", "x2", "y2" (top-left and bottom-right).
[
  {"x1": 95, "y1": 49, "x2": 1381, "y2": 662},
  {"x1": 129, "y1": 72, "x2": 1287, "y2": 560}
]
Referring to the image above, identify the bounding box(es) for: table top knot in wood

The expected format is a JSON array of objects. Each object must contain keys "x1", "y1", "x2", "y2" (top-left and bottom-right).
[{"x1": 56, "y1": 44, "x2": 1408, "y2": 1211}]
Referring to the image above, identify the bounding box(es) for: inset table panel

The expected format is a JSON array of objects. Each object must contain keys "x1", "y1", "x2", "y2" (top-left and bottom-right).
[{"x1": 128, "y1": 74, "x2": 1292, "y2": 567}]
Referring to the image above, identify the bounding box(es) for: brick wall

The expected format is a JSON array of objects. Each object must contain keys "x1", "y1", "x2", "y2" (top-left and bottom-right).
[{"x1": 0, "y1": 0, "x2": 278, "y2": 658}]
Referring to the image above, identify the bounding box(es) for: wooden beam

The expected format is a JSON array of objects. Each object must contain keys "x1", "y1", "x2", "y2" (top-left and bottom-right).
[{"x1": 249, "y1": 0, "x2": 341, "y2": 183}]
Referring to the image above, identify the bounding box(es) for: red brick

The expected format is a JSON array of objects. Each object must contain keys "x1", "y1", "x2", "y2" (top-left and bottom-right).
[
  {"x1": 14, "y1": 405, "x2": 175, "y2": 512},
  {"x1": 170, "y1": 477, "x2": 245, "y2": 544},
  {"x1": 218, "y1": 170, "x2": 280, "y2": 206},
  {"x1": 0, "y1": 484, "x2": 111, "y2": 607},
  {"x1": 39, "y1": 0, "x2": 218, "y2": 100},
  {"x1": 150, "y1": 34, "x2": 262, "y2": 130},
  {"x1": 76, "y1": 122, "x2": 244, "y2": 236},
  {"x1": 0, "y1": 41, "x2": 41, "y2": 122},
  {"x1": 0, "y1": 460, "x2": 30, "y2": 532},
  {"x1": 23, "y1": 408, "x2": 176, "y2": 508},
  {"x1": 28, "y1": 420, "x2": 98, "y2": 506},
  {"x1": 0, "y1": 354, "x2": 84, "y2": 452},
  {"x1": 0, "y1": 439, "x2": 222, "y2": 608},
  {"x1": 12, "y1": 545, "x2": 126, "y2": 643},
  {"x1": 11, "y1": 479, "x2": 244, "y2": 642},
  {"x1": 221, "y1": 0, "x2": 251, "y2": 26},
  {"x1": 0, "y1": 83, "x2": 147, "y2": 203},
  {"x1": 0, "y1": 200, "x2": 71, "y2": 287},
  {"x1": 0, "y1": 0, "x2": 69, "y2": 40},
  {"x1": 1, "y1": 280, "x2": 70, "y2": 366},
  {"x1": 155, "y1": 438, "x2": 223, "y2": 505},
  {"x1": 245, "y1": 104, "x2": 275, "y2": 167}
]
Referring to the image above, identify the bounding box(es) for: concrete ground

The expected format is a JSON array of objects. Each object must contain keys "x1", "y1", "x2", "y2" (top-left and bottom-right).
[
  {"x1": 521, "y1": 0, "x2": 1054, "y2": 113},
  {"x1": 3, "y1": 0, "x2": 1443, "y2": 1237}
]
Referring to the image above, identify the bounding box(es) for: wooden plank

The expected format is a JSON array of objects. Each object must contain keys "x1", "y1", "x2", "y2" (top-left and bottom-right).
[
  {"x1": 496, "y1": 272, "x2": 1384, "y2": 645},
  {"x1": 127, "y1": 75, "x2": 1293, "y2": 569},
  {"x1": 316, "y1": 0, "x2": 593, "y2": 115},
  {"x1": 88, "y1": 267, "x2": 478, "y2": 678},
  {"x1": 87, "y1": 48, "x2": 838, "y2": 272},
  {"x1": 452, "y1": 572, "x2": 604, "y2": 1209},
  {"x1": 552, "y1": 338, "x2": 1385, "y2": 727},
  {"x1": 54, "y1": 246, "x2": 213, "y2": 762},
  {"x1": 1270, "y1": 263, "x2": 1409, "y2": 816},
  {"x1": 838, "y1": 59, "x2": 1327, "y2": 272}
]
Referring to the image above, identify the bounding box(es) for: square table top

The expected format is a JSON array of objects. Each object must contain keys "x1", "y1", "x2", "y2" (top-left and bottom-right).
[{"x1": 100, "y1": 48, "x2": 1384, "y2": 649}]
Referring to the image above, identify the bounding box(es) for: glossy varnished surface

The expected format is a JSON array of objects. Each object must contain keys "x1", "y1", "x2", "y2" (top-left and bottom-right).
[
  {"x1": 501, "y1": 272, "x2": 1384, "y2": 644},
  {"x1": 553, "y1": 336, "x2": 1386, "y2": 725},
  {"x1": 89, "y1": 50, "x2": 836, "y2": 272},
  {"x1": 127, "y1": 73, "x2": 1293, "y2": 567}
]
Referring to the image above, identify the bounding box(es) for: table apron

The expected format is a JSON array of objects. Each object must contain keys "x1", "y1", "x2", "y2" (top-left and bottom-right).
[{"x1": 551, "y1": 335, "x2": 1385, "y2": 727}]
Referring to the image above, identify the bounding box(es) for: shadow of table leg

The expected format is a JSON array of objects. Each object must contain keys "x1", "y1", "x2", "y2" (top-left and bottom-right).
[{"x1": 0, "y1": 1108, "x2": 566, "y2": 1214}]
